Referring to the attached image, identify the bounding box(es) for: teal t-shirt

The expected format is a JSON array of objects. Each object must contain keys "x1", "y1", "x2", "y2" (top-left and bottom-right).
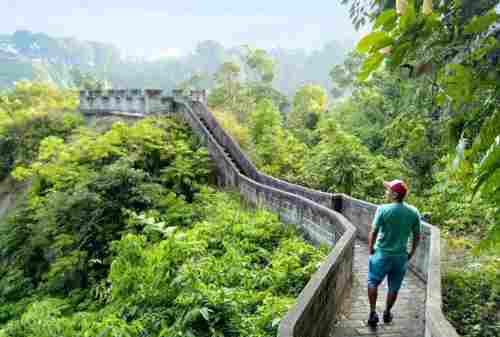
[{"x1": 372, "y1": 202, "x2": 421, "y2": 256}]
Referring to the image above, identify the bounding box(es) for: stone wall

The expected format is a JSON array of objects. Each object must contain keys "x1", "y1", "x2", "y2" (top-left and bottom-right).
[
  {"x1": 79, "y1": 89, "x2": 174, "y2": 116},
  {"x1": 176, "y1": 98, "x2": 357, "y2": 337},
  {"x1": 190, "y1": 102, "x2": 260, "y2": 181},
  {"x1": 190, "y1": 101, "x2": 339, "y2": 209}
]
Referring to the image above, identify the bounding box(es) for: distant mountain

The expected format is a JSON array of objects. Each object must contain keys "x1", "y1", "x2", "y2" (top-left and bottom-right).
[
  {"x1": 0, "y1": 30, "x2": 351, "y2": 97},
  {"x1": 0, "y1": 30, "x2": 121, "y2": 87}
]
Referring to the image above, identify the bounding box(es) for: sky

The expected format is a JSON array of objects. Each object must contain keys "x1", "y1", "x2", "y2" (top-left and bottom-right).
[{"x1": 1, "y1": 0, "x2": 365, "y2": 58}]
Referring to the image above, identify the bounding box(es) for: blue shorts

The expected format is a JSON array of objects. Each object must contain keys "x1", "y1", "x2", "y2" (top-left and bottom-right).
[{"x1": 368, "y1": 250, "x2": 408, "y2": 293}]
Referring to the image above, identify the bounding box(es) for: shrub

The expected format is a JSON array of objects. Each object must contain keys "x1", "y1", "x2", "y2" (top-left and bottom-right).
[{"x1": 443, "y1": 259, "x2": 500, "y2": 337}]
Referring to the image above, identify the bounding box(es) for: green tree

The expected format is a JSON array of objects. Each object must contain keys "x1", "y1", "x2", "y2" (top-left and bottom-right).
[
  {"x1": 347, "y1": 0, "x2": 500, "y2": 247},
  {"x1": 287, "y1": 84, "x2": 328, "y2": 143},
  {"x1": 248, "y1": 99, "x2": 307, "y2": 180},
  {"x1": 329, "y1": 52, "x2": 363, "y2": 98},
  {"x1": 210, "y1": 62, "x2": 241, "y2": 110},
  {"x1": 248, "y1": 99, "x2": 281, "y2": 145},
  {"x1": 303, "y1": 118, "x2": 405, "y2": 201},
  {"x1": 244, "y1": 47, "x2": 276, "y2": 83}
]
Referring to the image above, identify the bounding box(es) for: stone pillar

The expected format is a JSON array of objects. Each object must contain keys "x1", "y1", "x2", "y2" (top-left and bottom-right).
[
  {"x1": 128, "y1": 90, "x2": 142, "y2": 113},
  {"x1": 145, "y1": 89, "x2": 163, "y2": 114},
  {"x1": 101, "y1": 95, "x2": 110, "y2": 113},
  {"x1": 106, "y1": 90, "x2": 115, "y2": 111},
  {"x1": 172, "y1": 89, "x2": 184, "y2": 100},
  {"x1": 160, "y1": 97, "x2": 174, "y2": 114},
  {"x1": 200, "y1": 89, "x2": 208, "y2": 106}
]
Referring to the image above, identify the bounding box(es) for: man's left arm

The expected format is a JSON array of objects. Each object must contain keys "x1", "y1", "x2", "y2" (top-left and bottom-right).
[{"x1": 408, "y1": 211, "x2": 422, "y2": 260}]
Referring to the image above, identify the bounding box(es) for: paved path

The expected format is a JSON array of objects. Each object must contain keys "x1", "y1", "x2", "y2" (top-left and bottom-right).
[{"x1": 331, "y1": 241, "x2": 426, "y2": 337}]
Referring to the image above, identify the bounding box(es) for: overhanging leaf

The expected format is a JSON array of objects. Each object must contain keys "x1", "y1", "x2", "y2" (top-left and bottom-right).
[
  {"x1": 358, "y1": 52, "x2": 385, "y2": 80},
  {"x1": 374, "y1": 9, "x2": 398, "y2": 31},
  {"x1": 356, "y1": 32, "x2": 393, "y2": 53}
]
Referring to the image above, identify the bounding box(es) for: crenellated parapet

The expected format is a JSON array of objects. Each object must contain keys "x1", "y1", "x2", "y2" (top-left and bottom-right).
[
  {"x1": 80, "y1": 89, "x2": 209, "y2": 117},
  {"x1": 80, "y1": 89, "x2": 172, "y2": 116}
]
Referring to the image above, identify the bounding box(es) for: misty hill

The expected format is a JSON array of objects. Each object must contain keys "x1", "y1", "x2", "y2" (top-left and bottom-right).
[
  {"x1": 0, "y1": 31, "x2": 120, "y2": 87},
  {"x1": 0, "y1": 30, "x2": 351, "y2": 96}
]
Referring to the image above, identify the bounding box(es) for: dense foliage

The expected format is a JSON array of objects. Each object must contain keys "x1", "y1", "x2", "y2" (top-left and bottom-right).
[
  {"x1": 349, "y1": 0, "x2": 500, "y2": 246},
  {"x1": 0, "y1": 82, "x2": 82, "y2": 180},
  {"x1": 209, "y1": 67, "x2": 406, "y2": 202},
  {"x1": 0, "y1": 89, "x2": 326, "y2": 336},
  {"x1": 444, "y1": 258, "x2": 500, "y2": 337}
]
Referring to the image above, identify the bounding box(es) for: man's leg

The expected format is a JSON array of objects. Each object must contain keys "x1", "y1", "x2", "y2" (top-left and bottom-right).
[
  {"x1": 385, "y1": 292, "x2": 398, "y2": 312},
  {"x1": 383, "y1": 291, "x2": 398, "y2": 323},
  {"x1": 367, "y1": 252, "x2": 386, "y2": 326},
  {"x1": 367, "y1": 286, "x2": 380, "y2": 326},
  {"x1": 384, "y1": 255, "x2": 408, "y2": 323},
  {"x1": 368, "y1": 286, "x2": 378, "y2": 313}
]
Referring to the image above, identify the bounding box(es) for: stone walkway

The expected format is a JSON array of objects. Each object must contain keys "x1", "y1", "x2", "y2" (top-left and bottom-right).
[{"x1": 331, "y1": 241, "x2": 426, "y2": 337}]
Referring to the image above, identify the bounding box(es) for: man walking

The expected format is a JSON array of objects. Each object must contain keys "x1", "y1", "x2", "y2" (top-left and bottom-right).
[{"x1": 367, "y1": 179, "x2": 421, "y2": 327}]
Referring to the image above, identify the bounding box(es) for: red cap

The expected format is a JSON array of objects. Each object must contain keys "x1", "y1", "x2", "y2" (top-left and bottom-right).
[{"x1": 383, "y1": 179, "x2": 408, "y2": 197}]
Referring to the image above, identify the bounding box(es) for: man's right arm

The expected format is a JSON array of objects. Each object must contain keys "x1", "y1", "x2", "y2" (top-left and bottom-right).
[
  {"x1": 369, "y1": 207, "x2": 383, "y2": 255},
  {"x1": 368, "y1": 227, "x2": 379, "y2": 255}
]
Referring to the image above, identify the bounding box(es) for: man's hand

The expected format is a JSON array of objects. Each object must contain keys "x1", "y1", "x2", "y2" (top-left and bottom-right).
[{"x1": 368, "y1": 229, "x2": 379, "y2": 256}]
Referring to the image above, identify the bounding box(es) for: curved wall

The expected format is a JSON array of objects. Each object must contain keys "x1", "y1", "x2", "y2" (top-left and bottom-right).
[
  {"x1": 184, "y1": 98, "x2": 460, "y2": 337},
  {"x1": 176, "y1": 99, "x2": 357, "y2": 337}
]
